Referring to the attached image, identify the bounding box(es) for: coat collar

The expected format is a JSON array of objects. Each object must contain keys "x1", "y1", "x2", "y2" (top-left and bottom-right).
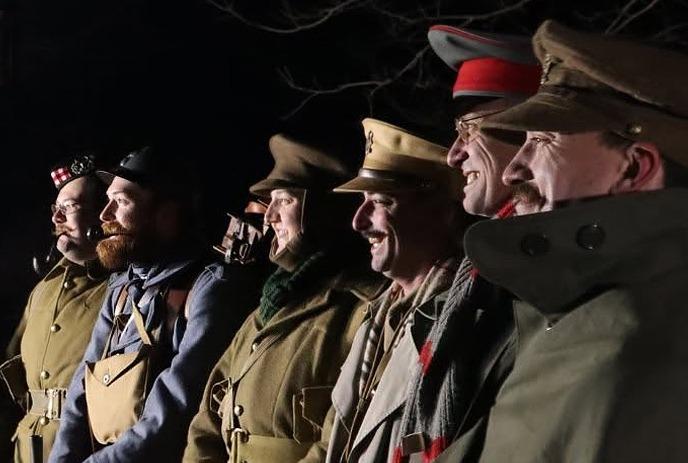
[
  {"x1": 465, "y1": 188, "x2": 688, "y2": 314},
  {"x1": 108, "y1": 258, "x2": 198, "y2": 289}
]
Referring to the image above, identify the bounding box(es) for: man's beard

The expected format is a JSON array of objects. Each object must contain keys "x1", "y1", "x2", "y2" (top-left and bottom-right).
[{"x1": 96, "y1": 222, "x2": 151, "y2": 271}]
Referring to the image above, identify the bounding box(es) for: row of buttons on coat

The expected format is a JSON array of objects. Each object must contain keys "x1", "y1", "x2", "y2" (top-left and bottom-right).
[{"x1": 520, "y1": 224, "x2": 606, "y2": 256}]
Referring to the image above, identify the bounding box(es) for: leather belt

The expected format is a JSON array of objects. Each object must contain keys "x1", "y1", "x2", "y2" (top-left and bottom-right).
[{"x1": 28, "y1": 388, "x2": 67, "y2": 420}]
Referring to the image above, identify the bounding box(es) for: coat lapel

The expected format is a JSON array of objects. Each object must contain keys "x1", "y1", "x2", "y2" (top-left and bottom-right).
[{"x1": 352, "y1": 328, "x2": 418, "y2": 450}]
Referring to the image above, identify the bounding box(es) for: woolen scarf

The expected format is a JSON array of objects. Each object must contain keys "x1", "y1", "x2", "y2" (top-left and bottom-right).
[
  {"x1": 393, "y1": 200, "x2": 517, "y2": 463},
  {"x1": 259, "y1": 234, "x2": 329, "y2": 324}
]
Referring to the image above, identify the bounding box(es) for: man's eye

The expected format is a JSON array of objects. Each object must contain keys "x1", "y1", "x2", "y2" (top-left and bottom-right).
[
  {"x1": 279, "y1": 198, "x2": 293, "y2": 205},
  {"x1": 372, "y1": 198, "x2": 392, "y2": 206},
  {"x1": 115, "y1": 197, "x2": 128, "y2": 205},
  {"x1": 529, "y1": 136, "x2": 549, "y2": 144}
]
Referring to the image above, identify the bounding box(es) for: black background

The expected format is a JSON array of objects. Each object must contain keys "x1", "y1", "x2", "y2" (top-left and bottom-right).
[{"x1": 2, "y1": 0, "x2": 687, "y2": 349}]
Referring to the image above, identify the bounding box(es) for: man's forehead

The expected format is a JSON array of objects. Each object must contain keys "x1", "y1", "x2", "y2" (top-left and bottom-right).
[
  {"x1": 459, "y1": 97, "x2": 517, "y2": 120},
  {"x1": 106, "y1": 176, "x2": 144, "y2": 196},
  {"x1": 56, "y1": 176, "x2": 88, "y2": 202}
]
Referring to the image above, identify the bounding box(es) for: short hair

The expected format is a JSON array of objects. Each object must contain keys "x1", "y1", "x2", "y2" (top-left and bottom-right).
[
  {"x1": 600, "y1": 131, "x2": 688, "y2": 188},
  {"x1": 599, "y1": 131, "x2": 634, "y2": 151}
]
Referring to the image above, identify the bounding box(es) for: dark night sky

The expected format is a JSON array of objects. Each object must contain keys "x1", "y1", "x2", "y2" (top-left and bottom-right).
[{"x1": 2, "y1": 0, "x2": 688, "y2": 348}]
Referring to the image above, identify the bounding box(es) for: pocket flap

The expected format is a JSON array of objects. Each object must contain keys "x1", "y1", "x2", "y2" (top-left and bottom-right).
[
  {"x1": 301, "y1": 385, "x2": 334, "y2": 425},
  {"x1": 85, "y1": 350, "x2": 146, "y2": 387}
]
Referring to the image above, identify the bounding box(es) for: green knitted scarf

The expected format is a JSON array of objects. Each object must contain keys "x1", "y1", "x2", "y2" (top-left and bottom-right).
[{"x1": 259, "y1": 250, "x2": 327, "y2": 324}]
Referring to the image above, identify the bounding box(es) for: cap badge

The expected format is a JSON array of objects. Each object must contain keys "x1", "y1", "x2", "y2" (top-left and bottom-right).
[
  {"x1": 120, "y1": 152, "x2": 135, "y2": 167},
  {"x1": 540, "y1": 54, "x2": 556, "y2": 85},
  {"x1": 625, "y1": 124, "x2": 643, "y2": 136},
  {"x1": 70, "y1": 155, "x2": 94, "y2": 176},
  {"x1": 365, "y1": 130, "x2": 374, "y2": 156}
]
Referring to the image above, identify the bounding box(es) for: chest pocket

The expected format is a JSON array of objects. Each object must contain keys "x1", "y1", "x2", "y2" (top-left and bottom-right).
[
  {"x1": 84, "y1": 280, "x2": 195, "y2": 444},
  {"x1": 84, "y1": 297, "x2": 154, "y2": 444},
  {"x1": 292, "y1": 385, "x2": 334, "y2": 443}
]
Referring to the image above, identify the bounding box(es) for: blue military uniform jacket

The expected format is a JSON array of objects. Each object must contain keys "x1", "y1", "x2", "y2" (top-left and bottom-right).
[{"x1": 49, "y1": 258, "x2": 252, "y2": 462}]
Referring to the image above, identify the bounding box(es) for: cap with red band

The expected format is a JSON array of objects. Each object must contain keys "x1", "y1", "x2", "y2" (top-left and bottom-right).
[
  {"x1": 428, "y1": 24, "x2": 541, "y2": 99},
  {"x1": 50, "y1": 154, "x2": 97, "y2": 190}
]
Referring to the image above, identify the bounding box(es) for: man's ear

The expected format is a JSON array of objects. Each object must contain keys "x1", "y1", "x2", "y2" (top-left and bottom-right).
[
  {"x1": 155, "y1": 200, "x2": 182, "y2": 239},
  {"x1": 612, "y1": 141, "x2": 664, "y2": 193}
]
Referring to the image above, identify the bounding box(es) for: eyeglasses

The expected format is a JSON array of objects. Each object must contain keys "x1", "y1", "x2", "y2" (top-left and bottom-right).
[
  {"x1": 454, "y1": 108, "x2": 508, "y2": 145},
  {"x1": 50, "y1": 202, "x2": 82, "y2": 216}
]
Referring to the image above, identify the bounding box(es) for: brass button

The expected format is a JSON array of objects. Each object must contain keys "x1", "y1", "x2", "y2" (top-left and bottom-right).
[
  {"x1": 40, "y1": 370, "x2": 49, "y2": 380},
  {"x1": 520, "y1": 233, "x2": 550, "y2": 257},
  {"x1": 38, "y1": 416, "x2": 49, "y2": 426},
  {"x1": 626, "y1": 124, "x2": 642, "y2": 135},
  {"x1": 103, "y1": 373, "x2": 111, "y2": 384},
  {"x1": 63, "y1": 280, "x2": 72, "y2": 290},
  {"x1": 576, "y1": 224, "x2": 605, "y2": 251},
  {"x1": 234, "y1": 405, "x2": 244, "y2": 416},
  {"x1": 50, "y1": 324, "x2": 61, "y2": 333},
  {"x1": 250, "y1": 342, "x2": 259, "y2": 353}
]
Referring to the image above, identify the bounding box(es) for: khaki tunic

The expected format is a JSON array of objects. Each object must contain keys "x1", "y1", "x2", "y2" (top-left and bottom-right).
[
  {"x1": 327, "y1": 259, "x2": 457, "y2": 463},
  {"x1": 183, "y1": 263, "x2": 386, "y2": 463},
  {"x1": 5, "y1": 258, "x2": 107, "y2": 463}
]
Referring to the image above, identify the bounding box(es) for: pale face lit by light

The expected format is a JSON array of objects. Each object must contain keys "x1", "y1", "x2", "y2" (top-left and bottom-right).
[
  {"x1": 51, "y1": 177, "x2": 101, "y2": 265},
  {"x1": 264, "y1": 189, "x2": 303, "y2": 254},
  {"x1": 446, "y1": 100, "x2": 522, "y2": 217},
  {"x1": 351, "y1": 191, "x2": 453, "y2": 286},
  {"x1": 99, "y1": 176, "x2": 155, "y2": 233},
  {"x1": 502, "y1": 131, "x2": 629, "y2": 212}
]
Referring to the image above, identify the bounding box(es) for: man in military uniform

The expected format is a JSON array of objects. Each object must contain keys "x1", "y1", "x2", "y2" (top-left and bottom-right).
[
  {"x1": 49, "y1": 146, "x2": 249, "y2": 462},
  {"x1": 447, "y1": 20, "x2": 688, "y2": 462},
  {"x1": 183, "y1": 134, "x2": 386, "y2": 463},
  {"x1": 325, "y1": 118, "x2": 466, "y2": 462},
  {"x1": 392, "y1": 27, "x2": 541, "y2": 463},
  {"x1": 1, "y1": 154, "x2": 108, "y2": 463}
]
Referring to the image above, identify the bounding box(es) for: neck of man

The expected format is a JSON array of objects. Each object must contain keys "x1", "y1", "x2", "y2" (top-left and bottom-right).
[{"x1": 391, "y1": 260, "x2": 437, "y2": 297}]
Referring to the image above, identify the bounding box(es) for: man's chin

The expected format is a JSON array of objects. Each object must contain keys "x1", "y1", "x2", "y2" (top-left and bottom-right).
[{"x1": 96, "y1": 236, "x2": 135, "y2": 271}]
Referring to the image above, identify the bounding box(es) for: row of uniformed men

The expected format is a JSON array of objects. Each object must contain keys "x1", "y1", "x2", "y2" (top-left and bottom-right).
[{"x1": 3, "y1": 18, "x2": 688, "y2": 463}]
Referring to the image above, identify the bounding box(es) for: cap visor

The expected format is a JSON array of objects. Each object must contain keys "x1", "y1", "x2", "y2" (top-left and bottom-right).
[
  {"x1": 249, "y1": 178, "x2": 305, "y2": 197},
  {"x1": 95, "y1": 170, "x2": 115, "y2": 185},
  {"x1": 481, "y1": 90, "x2": 618, "y2": 140},
  {"x1": 333, "y1": 176, "x2": 425, "y2": 193}
]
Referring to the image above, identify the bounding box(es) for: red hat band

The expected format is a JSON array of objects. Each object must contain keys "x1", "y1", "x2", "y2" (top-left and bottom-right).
[{"x1": 454, "y1": 57, "x2": 541, "y2": 97}]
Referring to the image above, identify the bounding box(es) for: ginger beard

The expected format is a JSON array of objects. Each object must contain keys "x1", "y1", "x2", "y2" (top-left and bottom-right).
[{"x1": 95, "y1": 221, "x2": 159, "y2": 271}]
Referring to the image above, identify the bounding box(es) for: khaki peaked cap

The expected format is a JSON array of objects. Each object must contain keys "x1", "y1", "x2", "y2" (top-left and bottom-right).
[
  {"x1": 334, "y1": 118, "x2": 462, "y2": 196},
  {"x1": 482, "y1": 20, "x2": 688, "y2": 168},
  {"x1": 249, "y1": 134, "x2": 352, "y2": 197}
]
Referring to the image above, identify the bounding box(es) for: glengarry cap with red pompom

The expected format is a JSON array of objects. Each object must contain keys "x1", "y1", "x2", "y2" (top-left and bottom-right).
[{"x1": 50, "y1": 154, "x2": 97, "y2": 190}]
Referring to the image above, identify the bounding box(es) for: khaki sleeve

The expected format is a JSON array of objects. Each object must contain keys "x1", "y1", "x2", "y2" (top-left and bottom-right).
[
  {"x1": 4, "y1": 290, "x2": 34, "y2": 359},
  {"x1": 182, "y1": 345, "x2": 234, "y2": 463}
]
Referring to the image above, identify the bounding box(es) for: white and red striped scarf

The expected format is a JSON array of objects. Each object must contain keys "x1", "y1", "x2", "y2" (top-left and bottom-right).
[{"x1": 392, "y1": 199, "x2": 517, "y2": 463}]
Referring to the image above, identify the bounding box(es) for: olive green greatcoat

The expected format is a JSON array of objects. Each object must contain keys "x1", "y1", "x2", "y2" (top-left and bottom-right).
[
  {"x1": 183, "y1": 263, "x2": 386, "y2": 463},
  {"x1": 436, "y1": 189, "x2": 688, "y2": 463},
  {"x1": 3, "y1": 258, "x2": 107, "y2": 463}
]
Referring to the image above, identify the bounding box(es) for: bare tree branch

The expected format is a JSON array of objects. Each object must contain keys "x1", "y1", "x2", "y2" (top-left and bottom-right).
[
  {"x1": 605, "y1": 0, "x2": 643, "y2": 33},
  {"x1": 606, "y1": 0, "x2": 663, "y2": 34},
  {"x1": 429, "y1": 0, "x2": 537, "y2": 23},
  {"x1": 207, "y1": 0, "x2": 369, "y2": 34},
  {"x1": 279, "y1": 45, "x2": 431, "y2": 119}
]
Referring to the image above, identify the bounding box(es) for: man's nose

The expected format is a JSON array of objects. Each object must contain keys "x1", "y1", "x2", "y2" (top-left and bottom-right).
[
  {"x1": 264, "y1": 202, "x2": 279, "y2": 224},
  {"x1": 99, "y1": 199, "x2": 116, "y2": 222},
  {"x1": 502, "y1": 149, "x2": 534, "y2": 186},
  {"x1": 352, "y1": 201, "x2": 373, "y2": 232},
  {"x1": 446, "y1": 137, "x2": 469, "y2": 168},
  {"x1": 51, "y1": 208, "x2": 66, "y2": 225}
]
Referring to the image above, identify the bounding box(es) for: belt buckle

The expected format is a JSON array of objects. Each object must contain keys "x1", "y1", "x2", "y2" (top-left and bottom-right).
[
  {"x1": 231, "y1": 427, "x2": 248, "y2": 444},
  {"x1": 45, "y1": 388, "x2": 62, "y2": 420}
]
